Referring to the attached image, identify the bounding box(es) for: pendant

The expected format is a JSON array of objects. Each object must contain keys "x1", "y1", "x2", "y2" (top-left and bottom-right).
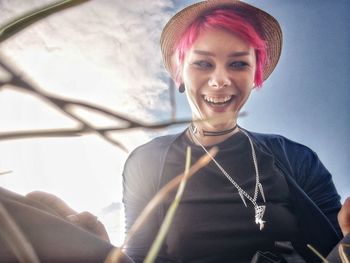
[
  {"x1": 258, "y1": 183, "x2": 266, "y2": 202},
  {"x1": 255, "y1": 205, "x2": 266, "y2": 230},
  {"x1": 238, "y1": 190, "x2": 247, "y2": 207}
]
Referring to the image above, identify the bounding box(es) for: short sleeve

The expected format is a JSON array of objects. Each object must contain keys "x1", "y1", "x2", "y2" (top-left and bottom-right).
[{"x1": 296, "y1": 148, "x2": 342, "y2": 236}]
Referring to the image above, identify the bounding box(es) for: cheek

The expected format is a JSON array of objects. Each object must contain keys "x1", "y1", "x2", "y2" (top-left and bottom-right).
[
  {"x1": 183, "y1": 69, "x2": 199, "y2": 92},
  {"x1": 182, "y1": 64, "x2": 192, "y2": 84},
  {"x1": 241, "y1": 88, "x2": 253, "y2": 107},
  {"x1": 238, "y1": 71, "x2": 255, "y2": 90}
]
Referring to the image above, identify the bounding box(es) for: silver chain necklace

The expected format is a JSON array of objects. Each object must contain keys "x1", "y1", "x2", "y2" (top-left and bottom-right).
[{"x1": 189, "y1": 124, "x2": 267, "y2": 230}]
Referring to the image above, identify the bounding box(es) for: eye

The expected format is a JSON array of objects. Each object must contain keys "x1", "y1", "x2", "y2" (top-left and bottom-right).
[
  {"x1": 193, "y1": 60, "x2": 213, "y2": 69},
  {"x1": 229, "y1": 61, "x2": 249, "y2": 69}
]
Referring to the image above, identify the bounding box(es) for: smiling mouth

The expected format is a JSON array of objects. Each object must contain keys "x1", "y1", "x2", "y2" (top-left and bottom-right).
[{"x1": 203, "y1": 95, "x2": 233, "y2": 106}]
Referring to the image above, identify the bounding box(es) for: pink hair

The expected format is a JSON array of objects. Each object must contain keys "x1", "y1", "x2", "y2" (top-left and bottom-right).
[{"x1": 175, "y1": 8, "x2": 267, "y2": 88}]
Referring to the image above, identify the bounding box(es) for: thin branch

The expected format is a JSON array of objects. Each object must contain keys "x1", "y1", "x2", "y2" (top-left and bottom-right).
[
  {"x1": 307, "y1": 244, "x2": 329, "y2": 263},
  {"x1": 169, "y1": 79, "x2": 176, "y2": 121},
  {"x1": 0, "y1": 203, "x2": 40, "y2": 263},
  {"x1": 144, "y1": 147, "x2": 192, "y2": 263},
  {"x1": 0, "y1": 129, "x2": 82, "y2": 140},
  {"x1": 339, "y1": 243, "x2": 350, "y2": 263},
  {"x1": 0, "y1": 55, "x2": 247, "y2": 150},
  {"x1": 0, "y1": 171, "x2": 13, "y2": 176},
  {"x1": 0, "y1": 118, "x2": 192, "y2": 141},
  {"x1": 0, "y1": 58, "x2": 194, "y2": 151}
]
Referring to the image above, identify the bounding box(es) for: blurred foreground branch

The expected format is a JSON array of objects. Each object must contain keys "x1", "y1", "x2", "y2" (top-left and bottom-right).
[
  {"x1": 0, "y1": 0, "x2": 192, "y2": 152},
  {"x1": 0, "y1": 171, "x2": 13, "y2": 176},
  {"x1": 339, "y1": 243, "x2": 350, "y2": 263},
  {"x1": 0, "y1": 58, "x2": 192, "y2": 151},
  {"x1": 144, "y1": 147, "x2": 192, "y2": 263},
  {"x1": 0, "y1": 203, "x2": 40, "y2": 263}
]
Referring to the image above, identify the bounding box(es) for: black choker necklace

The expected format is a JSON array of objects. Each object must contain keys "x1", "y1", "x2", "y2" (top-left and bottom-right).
[{"x1": 191, "y1": 123, "x2": 237, "y2": 137}]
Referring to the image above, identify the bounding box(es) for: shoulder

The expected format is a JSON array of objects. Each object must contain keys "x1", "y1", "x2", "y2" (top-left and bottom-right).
[
  {"x1": 122, "y1": 133, "x2": 182, "y2": 196},
  {"x1": 128, "y1": 133, "x2": 180, "y2": 161},
  {"x1": 246, "y1": 129, "x2": 334, "y2": 188},
  {"x1": 123, "y1": 132, "x2": 182, "y2": 176},
  {"x1": 136, "y1": 133, "x2": 179, "y2": 151},
  {"x1": 245, "y1": 129, "x2": 321, "y2": 179},
  {"x1": 246, "y1": 130, "x2": 314, "y2": 156}
]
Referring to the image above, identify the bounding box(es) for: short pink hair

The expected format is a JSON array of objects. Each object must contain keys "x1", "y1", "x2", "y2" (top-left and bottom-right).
[{"x1": 175, "y1": 8, "x2": 267, "y2": 88}]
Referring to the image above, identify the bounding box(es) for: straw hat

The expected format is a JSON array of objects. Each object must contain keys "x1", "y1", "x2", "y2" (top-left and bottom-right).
[{"x1": 160, "y1": 0, "x2": 282, "y2": 82}]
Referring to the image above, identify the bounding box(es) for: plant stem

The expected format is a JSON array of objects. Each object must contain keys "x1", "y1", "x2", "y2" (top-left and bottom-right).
[
  {"x1": 144, "y1": 147, "x2": 191, "y2": 263},
  {"x1": 0, "y1": 203, "x2": 40, "y2": 263},
  {"x1": 307, "y1": 244, "x2": 329, "y2": 263}
]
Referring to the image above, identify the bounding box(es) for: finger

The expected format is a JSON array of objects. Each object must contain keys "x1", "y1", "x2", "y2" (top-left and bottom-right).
[
  {"x1": 75, "y1": 211, "x2": 98, "y2": 228},
  {"x1": 338, "y1": 197, "x2": 350, "y2": 236},
  {"x1": 26, "y1": 191, "x2": 77, "y2": 217},
  {"x1": 68, "y1": 211, "x2": 110, "y2": 242}
]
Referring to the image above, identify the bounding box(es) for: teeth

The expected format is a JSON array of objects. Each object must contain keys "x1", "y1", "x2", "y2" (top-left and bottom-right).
[{"x1": 204, "y1": 95, "x2": 232, "y2": 104}]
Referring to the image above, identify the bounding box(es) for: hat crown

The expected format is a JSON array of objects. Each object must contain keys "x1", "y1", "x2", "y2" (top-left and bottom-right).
[{"x1": 160, "y1": 0, "x2": 282, "y2": 83}]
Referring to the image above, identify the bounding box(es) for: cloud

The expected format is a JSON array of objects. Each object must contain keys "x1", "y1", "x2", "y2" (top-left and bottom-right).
[
  {"x1": 0, "y1": 1, "x2": 180, "y2": 245},
  {"x1": 1, "y1": 0, "x2": 175, "y2": 122}
]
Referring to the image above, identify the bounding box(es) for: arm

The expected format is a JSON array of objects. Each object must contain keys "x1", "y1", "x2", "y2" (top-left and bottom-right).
[
  {"x1": 0, "y1": 187, "x2": 134, "y2": 263},
  {"x1": 26, "y1": 191, "x2": 110, "y2": 242},
  {"x1": 325, "y1": 198, "x2": 350, "y2": 261},
  {"x1": 297, "y1": 148, "x2": 342, "y2": 237},
  {"x1": 123, "y1": 149, "x2": 171, "y2": 263},
  {"x1": 271, "y1": 136, "x2": 343, "y2": 260}
]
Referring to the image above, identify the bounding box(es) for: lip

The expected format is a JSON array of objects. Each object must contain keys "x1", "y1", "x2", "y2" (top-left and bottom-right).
[{"x1": 202, "y1": 95, "x2": 235, "y2": 112}]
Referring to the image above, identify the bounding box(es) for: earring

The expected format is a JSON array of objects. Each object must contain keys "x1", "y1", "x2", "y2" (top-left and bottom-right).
[{"x1": 179, "y1": 84, "x2": 185, "y2": 93}]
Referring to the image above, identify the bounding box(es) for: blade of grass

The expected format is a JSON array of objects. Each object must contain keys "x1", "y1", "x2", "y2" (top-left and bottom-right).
[
  {"x1": 103, "y1": 147, "x2": 218, "y2": 263},
  {"x1": 0, "y1": 0, "x2": 90, "y2": 42},
  {"x1": 0, "y1": 203, "x2": 40, "y2": 263},
  {"x1": 307, "y1": 244, "x2": 329, "y2": 263},
  {"x1": 339, "y1": 243, "x2": 350, "y2": 263},
  {"x1": 144, "y1": 147, "x2": 192, "y2": 263}
]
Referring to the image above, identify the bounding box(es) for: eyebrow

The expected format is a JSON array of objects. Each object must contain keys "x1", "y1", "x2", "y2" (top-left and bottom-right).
[{"x1": 193, "y1": 50, "x2": 251, "y2": 57}]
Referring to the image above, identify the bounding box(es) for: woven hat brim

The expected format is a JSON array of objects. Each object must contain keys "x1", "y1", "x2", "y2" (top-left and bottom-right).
[{"x1": 160, "y1": 0, "x2": 283, "y2": 82}]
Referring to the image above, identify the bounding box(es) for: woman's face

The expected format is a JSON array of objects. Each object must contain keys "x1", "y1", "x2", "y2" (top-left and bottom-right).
[{"x1": 181, "y1": 28, "x2": 256, "y2": 131}]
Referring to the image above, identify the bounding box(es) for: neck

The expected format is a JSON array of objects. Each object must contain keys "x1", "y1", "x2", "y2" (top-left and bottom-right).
[{"x1": 188, "y1": 123, "x2": 239, "y2": 146}]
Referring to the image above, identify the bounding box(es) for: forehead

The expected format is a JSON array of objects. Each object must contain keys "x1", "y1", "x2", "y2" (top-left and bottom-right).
[{"x1": 189, "y1": 28, "x2": 254, "y2": 55}]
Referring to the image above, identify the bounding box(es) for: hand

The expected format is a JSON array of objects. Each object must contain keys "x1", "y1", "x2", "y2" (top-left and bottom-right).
[
  {"x1": 26, "y1": 191, "x2": 110, "y2": 242},
  {"x1": 338, "y1": 197, "x2": 350, "y2": 236}
]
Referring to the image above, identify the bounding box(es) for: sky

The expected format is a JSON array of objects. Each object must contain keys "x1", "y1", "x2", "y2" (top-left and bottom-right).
[{"x1": 0, "y1": 0, "x2": 349, "y2": 245}]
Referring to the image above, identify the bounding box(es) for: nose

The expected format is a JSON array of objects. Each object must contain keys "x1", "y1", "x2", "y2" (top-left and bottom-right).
[{"x1": 208, "y1": 67, "x2": 231, "y2": 88}]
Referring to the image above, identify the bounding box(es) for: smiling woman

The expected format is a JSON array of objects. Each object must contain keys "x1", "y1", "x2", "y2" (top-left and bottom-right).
[
  {"x1": 122, "y1": 1, "x2": 349, "y2": 263},
  {"x1": 0, "y1": 0, "x2": 349, "y2": 262}
]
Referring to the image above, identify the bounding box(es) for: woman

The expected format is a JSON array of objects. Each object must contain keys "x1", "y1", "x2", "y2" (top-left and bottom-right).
[{"x1": 123, "y1": 1, "x2": 347, "y2": 262}]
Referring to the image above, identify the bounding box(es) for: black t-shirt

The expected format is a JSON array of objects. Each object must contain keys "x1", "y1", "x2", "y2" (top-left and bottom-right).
[{"x1": 159, "y1": 130, "x2": 302, "y2": 262}]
